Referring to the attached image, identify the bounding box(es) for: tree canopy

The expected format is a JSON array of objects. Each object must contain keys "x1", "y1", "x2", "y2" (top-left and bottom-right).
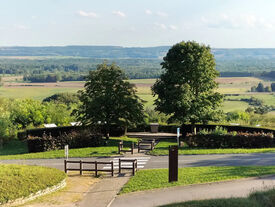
[
  {"x1": 152, "y1": 41, "x2": 223, "y2": 128},
  {"x1": 75, "y1": 63, "x2": 145, "y2": 137}
]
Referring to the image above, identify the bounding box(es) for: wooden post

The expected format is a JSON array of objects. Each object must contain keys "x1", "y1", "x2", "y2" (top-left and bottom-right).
[
  {"x1": 119, "y1": 159, "x2": 121, "y2": 174},
  {"x1": 95, "y1": 161, "x2": 98, "y2": 177},
  {"x1": 64, "y1": 160, "x2": 67, "y2": 173},
  {"x1": 169, "y1": 146, "x2": 178, "y2": 182},
  {"x1": 118, "y1": 142, "x2": 121, "y2": 154},
  {"x1": 80, "y1": 160, "x2": 83, "y2": 175},
  {"x1": 131, "y1": 142, "x2": 134, "y2": 154},
  {"x1": 132, "y1": 161, "x2": 135, "y2": 176},
  {"x1": 138, "y1": 141, "x2": 140, "y2": 153},
  {"x1": 111, "y1": 161, "x2": 114, "y2": 176}
]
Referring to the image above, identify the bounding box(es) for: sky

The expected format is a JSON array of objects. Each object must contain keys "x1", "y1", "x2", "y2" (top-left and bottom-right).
[{"x1": 1, "y1": 0, "x2": 275, "y2": 48}]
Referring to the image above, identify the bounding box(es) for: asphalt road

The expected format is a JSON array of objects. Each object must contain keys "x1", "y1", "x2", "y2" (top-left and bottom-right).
[{"x1": 1, "y1": 153, "x2": 275, "y2": 170}]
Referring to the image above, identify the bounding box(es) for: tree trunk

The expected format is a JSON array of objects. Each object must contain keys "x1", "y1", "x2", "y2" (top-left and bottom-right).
[{"x1": 191, "y1": 123, "x2": 197, "y2": 135}]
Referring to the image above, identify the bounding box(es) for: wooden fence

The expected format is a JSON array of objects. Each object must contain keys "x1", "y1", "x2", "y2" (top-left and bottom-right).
[{"x1": 64, "y1": 160, "x2": 114, "y2": 176}]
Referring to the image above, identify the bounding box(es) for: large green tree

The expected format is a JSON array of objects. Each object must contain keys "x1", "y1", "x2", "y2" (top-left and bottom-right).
[
  {"x1": 152, "y1": 41, "x2": 223, "y2": 132},
  {"x1": 75, "y1": 63, "x2": 144, "y2": 138}
]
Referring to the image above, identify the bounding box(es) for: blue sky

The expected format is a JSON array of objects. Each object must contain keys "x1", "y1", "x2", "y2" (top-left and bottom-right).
[{"x1": 1, "y1": 0, "x2": 275, "y2": 47}]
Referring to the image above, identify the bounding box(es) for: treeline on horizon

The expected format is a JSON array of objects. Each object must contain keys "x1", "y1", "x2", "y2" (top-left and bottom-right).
[{"x1": 2, "y1": 56, "x2": 275, "y2": 81}]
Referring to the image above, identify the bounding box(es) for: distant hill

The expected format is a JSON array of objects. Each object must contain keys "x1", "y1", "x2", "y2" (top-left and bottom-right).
[{"x1": 1, "y1": 46, "x2": 275, "y2": 60}]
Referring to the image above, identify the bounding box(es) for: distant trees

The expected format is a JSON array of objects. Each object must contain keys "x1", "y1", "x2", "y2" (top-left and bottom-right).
[
  {"x1": 152, "y1": 41, "x2": 223, "y2": 133},
  {"x1": 75, "y1": 63, "x2": 145, "y2": 138},
  {"x1": 251, "y1": 82, "x2": 275, "y2": 92}
]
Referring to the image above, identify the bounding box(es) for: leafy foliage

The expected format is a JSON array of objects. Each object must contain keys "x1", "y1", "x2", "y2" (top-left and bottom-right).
[
  {"x1": 75, "y1": 63, "x2": 145, "y2": 136},
  {"x1": 152, "y1": 41, "x2": 223, "y2": 126},
  {"x1": 186, "y1": 132, "x2": 274, "y2": 148},
  {"x1": 27, "y1": 128, "x2": 103, "y2": 152}
]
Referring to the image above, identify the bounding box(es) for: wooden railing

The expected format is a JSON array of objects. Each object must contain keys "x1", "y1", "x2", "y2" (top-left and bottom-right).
[
  {"x1": 64, "y1": 160, "x2": 114, "y2": 176},
  {"x1": 118, "y1": 141, "x2": 134, "y2": 154}
]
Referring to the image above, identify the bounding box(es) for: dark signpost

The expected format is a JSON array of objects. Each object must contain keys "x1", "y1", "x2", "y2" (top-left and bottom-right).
[{"x1": 169, "y1": 145, "x2": 178, "y2": 182}]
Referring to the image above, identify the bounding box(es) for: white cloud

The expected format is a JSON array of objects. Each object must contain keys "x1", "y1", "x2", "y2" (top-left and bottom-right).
[
  {"x1": 112, "y1": 11, "x2": 126, "y2": 17},
  {"x1": 156, "y1": 11, "x2": 168, "y2": 17},
  {"x1": 169, "y1": 25, "x2": 178, "y2": 30},
  {"x1": 154, "y1": 23, "x2": 167, "y2": 30},
  {"x1": 145, "y1": 9, "x2": 153, "y2": 15},
  {"x1": 14, "y1": 25, "x2": 29, "y2": 30},
  {"x1": 77, "y1": 10, "x2": 97, "y2": 18},
  {"x1": 202, "y1": 14, "x2": 274, "y2": 30}
]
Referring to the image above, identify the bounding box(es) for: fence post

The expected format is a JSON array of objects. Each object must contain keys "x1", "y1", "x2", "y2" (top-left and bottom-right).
[
  {"x1": 111, "y1": 161, "x2": 114, "y2": 177},
  {"x1": 169, "y1": 146, "x2": 178, "y2": 182},
  {"x1": 80, "y1": 160, "x2": 83, "y2": 175},
  {"x1": 118, "y1": 142, "x2": 121, "y2": 154},
  {"x1": 95, "y1": 161, "x2": 98, "y2": 177},
  {"x1": 64, "y1": 160, "x2": 67, "y2": 173},
  {"x1": 138, "y1": 141, "x2": 140, "y2": 153},
  {"x1": 119, "y1": 159, "x2": 121, "y2": 174},
  {"x1": 132, "y1": 161, "x2": 135, "y2": 176},
  {"x1": 131, "y1": 142, "x2": 134, "y2": 154}
]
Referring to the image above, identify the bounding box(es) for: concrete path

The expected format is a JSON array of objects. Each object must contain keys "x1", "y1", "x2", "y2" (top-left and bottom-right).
[
  {"x1": 77, "y1": 175, "x2": 130, "y2": 207},
  {"x1": 111, "y1": 174, "x2": 275, "y2": 207}
]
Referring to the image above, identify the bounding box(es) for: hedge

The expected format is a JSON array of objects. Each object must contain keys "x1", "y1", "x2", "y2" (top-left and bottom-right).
[
  {"x1": 27, "y1": 129, "x2": 103, "y2": 152},
  {"x1": 24, "y1": 124, "x2": 124, "y2": 140},
  {"x1": 186, "y1": 132, "x2": 274, "y2": 148}
]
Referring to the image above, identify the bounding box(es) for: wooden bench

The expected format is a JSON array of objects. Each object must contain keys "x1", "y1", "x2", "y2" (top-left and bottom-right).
[
  {"x1": 118, "y1": 141, "x2": 134, "y2": 154},
  {"x1": 138, "y1": 139, "x2": 156, "y2": 152},
  {"x1": 64, "y1": 160, "x2": 114, "y2": 176},
  {"x1": 118, "y1": 158, "x2": 138, "y2": 176}
]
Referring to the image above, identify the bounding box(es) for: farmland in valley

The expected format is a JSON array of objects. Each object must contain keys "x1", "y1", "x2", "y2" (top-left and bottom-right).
[{"x1": 1, "y1": 76, "x2": 274, "y2": 113}]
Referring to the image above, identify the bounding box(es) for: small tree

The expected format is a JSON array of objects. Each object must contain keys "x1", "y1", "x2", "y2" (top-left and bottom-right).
[
  {"x1": 152, "y1": 41, "x2": 223, "y2": 133},
  {"x1": 75, "y1": 63, "x2": 144, "y2": 139},
  {"x1": 251, "y1": 86, "x2": 256, "y2": 92},
  {"x1": 256, "y1": 82, "x2": 264, "y2": 92},
  {"x1": 265, "y1": 86, "x2": 271, "y2": 92},
  {"x1": 271, "y1": 83, "x2": 275, "y2": 92}
]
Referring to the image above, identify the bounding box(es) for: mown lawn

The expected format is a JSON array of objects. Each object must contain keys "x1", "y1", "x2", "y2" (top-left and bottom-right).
[
  {"x1": 0, "y1": 137, "x2": 139, "y2": 160},
  {"x1": 120, "y1": 166, "x2": 275, "y2": 194},
  {"x1": 149, "y1": 140, "x2": 275, "y2": 155},
  {"x1": 161, "y1": 188, "x2": 275, "y2": 207},
  {"x1": 0, "y1": 164, "x2": 66, "y2": 204}
]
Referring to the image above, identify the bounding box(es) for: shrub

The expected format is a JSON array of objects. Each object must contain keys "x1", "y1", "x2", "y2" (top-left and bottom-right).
[
  {"x1": 27, "y1": 128, "x2": 103, "y2": 152},
  {"x1": 186, "y1": 132, "x2": 274, "y2": 149}
]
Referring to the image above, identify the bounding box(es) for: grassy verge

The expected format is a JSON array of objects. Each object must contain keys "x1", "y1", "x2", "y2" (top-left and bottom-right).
[
  {"x1": 149, "y1": 140, "x2": 275, "y2": 155},
  {"x1": 161, "y1": 188, "x2": 275, "y2": 207},
  {"x1": 120, "y1": 166, "x2": 275, "y2": 194},
  {"x1": 0, "y1": 136, "x2": 139, "y2": 160},
  {"x1": 0, "y1": 164, "x2": 66, "y2": 204}
]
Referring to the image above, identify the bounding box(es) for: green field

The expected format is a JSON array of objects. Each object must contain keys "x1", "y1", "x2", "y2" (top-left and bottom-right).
[
  {"x1": 0, "y1": 164, "x2": 66, "y2": 204},
  {"x1": 120, "y1": 166, "x2": 275, "y2": 194},
  {"x1": 0, "y1": 137, "x2": 139, "y2": 160},
  {"x1": 0, "y1": 87, "x2": 79, "y2": 100}
]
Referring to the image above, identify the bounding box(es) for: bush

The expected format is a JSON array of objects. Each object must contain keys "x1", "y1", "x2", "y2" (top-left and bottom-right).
[
  {"x1": 27, "y1": 128, "x2": 103, "y2": 152},
  {"x1": 186, "y1": 132, "x2": 274, "y2": 149}
]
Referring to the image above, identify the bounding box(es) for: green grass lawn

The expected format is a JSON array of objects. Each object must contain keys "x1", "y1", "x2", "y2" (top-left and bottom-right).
[
  {"x1": 0, "y1": 137, "x2": 139, "y2": 160},
  {"x1": 161, "y1": 188, "x2": 275, "y2": 207},
  {"x1": 120, "y1": 166, "x2": 275, "y2": 194},
  {"x1": 149, "y1": 140, "x2": 275, "y2": 155},
  {"x1": 0, "y1": 164, "x2": 66, "y2": 204}
]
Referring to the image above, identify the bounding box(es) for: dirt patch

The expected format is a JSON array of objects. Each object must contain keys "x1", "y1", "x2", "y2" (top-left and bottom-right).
[
  {"x1": 21, "y1": 174, "x2": 98, "y2": 207},
  {"x1": 216, "y1": 77, "x2": 262, "y2": 84}
]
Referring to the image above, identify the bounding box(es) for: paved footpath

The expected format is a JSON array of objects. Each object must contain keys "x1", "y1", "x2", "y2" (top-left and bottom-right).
[
  {"x1": 111, "y1": 174, "x2": 275, "y2": 207},
  {"x1": 77, "y1": 175, "x2": 130, "y2": 207}
]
